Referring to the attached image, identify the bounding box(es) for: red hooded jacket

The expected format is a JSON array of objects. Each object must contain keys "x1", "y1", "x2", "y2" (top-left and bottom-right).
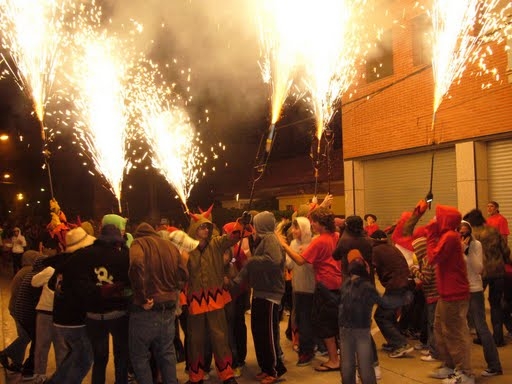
[{"x1": 426, "y1": 205, "x2": 469, "y2": 302}]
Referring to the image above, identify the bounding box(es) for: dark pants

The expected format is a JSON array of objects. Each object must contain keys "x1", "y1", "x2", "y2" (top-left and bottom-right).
[
  {"x1": 251, "y1": 298, "x2": 286, "y2": 378},
  {"x1": 231, "y1": 290, "x2": 249, "y2": 367},
  {"x1": 469, "y1": 291, "x2": 502, "y2": 372},
  {"x1": 374, "y1": 289, "x2": 408, "y2": 348},
  {"x1": 483, "y1": 277, "x2": 505, "y2": 345},
  {"x1": 294, "y1": 292, "x2": 315, "y2": 355},
  {"x1": 86, "y1": 314, "x2": 129, "y2": 384},
  {"x1": 12, "y1": 252, "x2": 23, "y2": 275}
]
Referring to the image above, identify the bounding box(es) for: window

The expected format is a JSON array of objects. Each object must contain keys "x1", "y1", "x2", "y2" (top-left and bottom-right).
[
  {"x1": 366, "y1": 29, "x2": 394, "y2": 83},
  {"x1": 412, "y1": 14, "x2": 432, "y2": 66}
]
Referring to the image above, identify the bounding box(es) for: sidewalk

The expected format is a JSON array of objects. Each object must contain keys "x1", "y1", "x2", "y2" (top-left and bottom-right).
[{"x1": 1, "y1": 265, "x2": 511, "y2": 383}]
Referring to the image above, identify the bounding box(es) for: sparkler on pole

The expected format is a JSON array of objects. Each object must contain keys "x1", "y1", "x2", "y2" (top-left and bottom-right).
[
  {"x1": 0, "y1": 0, "x2": 85, "y2": 198},
  {"x1": 255, "y1": 0, "x2": 307, "y2": 183},
  {"x1": 65, "y1": 31, "x2": 134, "y2": 213},
  {"x1": 431, "y1": 0, "x2": 503, "y2": 128},
  {"x1": 299, "y1": 0, "x2": 366, "y2": 196},
  {"x1": 131, "y1": 64, "x2": 209, "y2": 214}
]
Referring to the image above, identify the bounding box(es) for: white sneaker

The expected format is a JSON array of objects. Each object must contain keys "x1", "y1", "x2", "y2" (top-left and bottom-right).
[
  {"x1": 421, "y1": 349, "x2": 431, "y2": 356},
  {"x1": 442, "y1": 371, "x2": 475, "y2": 384},
  {"x1": 429, "y1": 366, "x2": 455, "y2": 379},
  {"x1": 421, "y1": 354, "x2": 438, "y2": 362},
  {"x1": 374, "y1": 365, "x2": 382, "y2": 380}
]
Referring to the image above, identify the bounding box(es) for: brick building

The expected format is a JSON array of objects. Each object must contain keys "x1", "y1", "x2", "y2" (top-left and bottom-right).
[{"x1": 341, "y1": 0, "x2": 512, "y2": 227}]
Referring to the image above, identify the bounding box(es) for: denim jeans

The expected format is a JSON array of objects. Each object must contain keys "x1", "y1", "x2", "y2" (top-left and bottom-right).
[
  {"x1": 4, "y1": 320, "x2": 31, "y2": 367},
  {"x1": 340, "y1": 327, "x2": 376, "y2": 384},
  {"x1": 374, "y1": 289, "x2": 408, "y2": 348},
  {"x1": 294, "y1": 292, "x2": 315, "y2": 355},
  {"x1": 468, "y1": 291, "x2": 502, "y2": 372},
  {"x1": 47, "y1": 326, "x2": 93, "y2": 384},
  {"x1": 86, "y1": 314, "x2": 129, "y2": 384},
  {"x1": 35, "y1": 312, "x2": 55, "y2": 375},
  {"x1": 483, "y1": 277, "x2": 505, "y2": 345},
  {"x1": 129, "y1": 306, "x2": 177, "y2": 384}
]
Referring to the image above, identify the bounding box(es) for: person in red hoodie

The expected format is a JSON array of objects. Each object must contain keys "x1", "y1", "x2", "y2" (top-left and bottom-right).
[{"x1": 425, "y1": 205, "x2": 473, "y2": 384}]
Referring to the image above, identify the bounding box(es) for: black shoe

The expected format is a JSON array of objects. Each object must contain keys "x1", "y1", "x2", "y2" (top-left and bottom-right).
[
  {"x1": 473, "y1": 337, "x2": 482, "y2": 345},
  {"x1": 223, "y1": 378, "x2": 238, "y2": 384},
  {"x1": 0, "y1": 351, "x2": 9, "y2": 370}
]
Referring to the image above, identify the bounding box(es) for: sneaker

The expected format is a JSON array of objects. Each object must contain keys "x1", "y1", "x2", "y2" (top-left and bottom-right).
[
  {"x1": 296, "y1": 353, "x2": 314, "y2": 367},
  {"x1": 260, "y1": 375, "x2": 278, "y2": 384},
  {"x1": 414, "y1": 343, "x2": 428, "y2": 350},
  {"x1": 203, "y1": 372, "x2": 210, "y2": 381},
  {"x1": 429, "y1": 366, "x2": 455, "y2": 379},
  {"x1": 421, "y1": 349, "x2": 431, "y2": 356},
  {"x1": 381, "y1": 343, "x2": 395, "y2": 352},
  {"x1": 223, "y1": 378, "x2": 239, "y2": 384},
  {"x1": 233, "y1": 366, "x2": 242, "y2": 378},
  {"x1": 374, "y1": 365, "x2": 382, "y2": 380},
  {"x1": 420, "y1": 354, "x2": 438, "y2": 362},
  {"x1": 256, "y1": 372, "x2": 269, "y2": 380},
  {"x1": 442, "y1": 371, "x2": 475, "y2": 384},
  {"x1": 34, "y1": 376, "x2": 47, "y2": 384},
  {"x1": 388, "y1": 344, "x2": 413, "y2": 358},
  {"x1": 481, "y1": 368, "x2": 503, "y2": 377}
]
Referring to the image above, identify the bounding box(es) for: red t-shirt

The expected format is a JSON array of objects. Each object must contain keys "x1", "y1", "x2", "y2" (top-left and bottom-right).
[
  {"x1": 302, "y1": 232, "x2": 342, "y2": 290},
  {"x1": 486, "y1": 214, "x2": 510, "y2": 237}
]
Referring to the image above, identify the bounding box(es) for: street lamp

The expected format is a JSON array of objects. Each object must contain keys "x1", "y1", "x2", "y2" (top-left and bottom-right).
[
  {"x1": 16, "y1": 193, "x2": 24, "y2": 201},
  {"x1": 0, "y1": 134, "x2": 8, "y2": 141}
]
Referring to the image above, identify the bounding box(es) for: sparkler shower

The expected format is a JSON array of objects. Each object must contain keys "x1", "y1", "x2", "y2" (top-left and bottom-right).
[
  {"x1": 132, "y1": 63, "x2": 211, "y2": 213},
  {"x1": 431, "y1": 0, "x2": 503, "y2": 122},
  {"x1": 65, "y1": 29, "x2": 136, "y2": 213}
]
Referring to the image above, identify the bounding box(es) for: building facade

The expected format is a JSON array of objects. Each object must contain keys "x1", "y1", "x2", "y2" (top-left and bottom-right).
[{"x1": 342, "y1": 0, "x2": 512, "y2": 228}]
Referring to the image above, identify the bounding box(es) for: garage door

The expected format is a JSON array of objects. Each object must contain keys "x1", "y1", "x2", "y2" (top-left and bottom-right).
[
  {"x1": 487, "y1": 140, "x2": 512, "y2": 220},
  {"x1": 363, "y1": 148, "x2": 457, "y2": 229}
]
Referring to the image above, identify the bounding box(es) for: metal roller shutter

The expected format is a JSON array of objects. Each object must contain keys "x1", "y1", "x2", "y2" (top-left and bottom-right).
[
  {"x1": 487, "y1": 140, "x2": 512, "y2": 220},
  {"x1": 363, "y1": 148, "x2": 457, "y2": 228}
]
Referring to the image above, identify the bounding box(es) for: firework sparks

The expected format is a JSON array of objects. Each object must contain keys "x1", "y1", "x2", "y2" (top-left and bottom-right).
[
  {"x1": 299, "y1": 0, "x2": 366, "y2": 147},
  {"x1": 0, "y1": 0, "x2": 92, "y2": 136},
  {"x1": 65, "y1": 29, "x2": 136, "y2": 212},
  {"x1": 131, "y1": 64, "x2": 210, "y2": 213},
  {"x1": 431, "y1": 0, "x2": 503, "y2": 119},
  {"x1": 258, "y1": 0, "x2": 308, "y2": 125}
]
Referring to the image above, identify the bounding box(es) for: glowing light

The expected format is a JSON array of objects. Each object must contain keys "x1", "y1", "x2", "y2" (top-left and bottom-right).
[
  {"x1": 0, "y1": 134, "x2": 8, "y2": 141},
  {"x1": 0, "y1": 0, "x2": 97, "y2": 138},
  {"x1": 258, "y1": 0, "x2": 305, "y2": 125},
  {"x1": 431, "y1": 0, "x2": 504, "y2": 118},
  {"x1": 131, "y1": 63, "x2": 210, "y2": 212},
  {"x1": 303, "y1": 1, "x2": 366, "y2": 144},
  {"x1": 65, "y1": 29, "x2": 136, "y2": 212}
]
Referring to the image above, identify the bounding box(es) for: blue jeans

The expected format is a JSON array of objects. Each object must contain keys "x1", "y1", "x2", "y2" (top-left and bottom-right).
[
  {"x1": 47, "y1": 326, "x2": 93, "y2": 384},
  {"x1": 374, "y1": 289, "x2": 408, "y2": 348},
  {"x1": 469, "y1": 291, "x2": 502, "y2": 372},
  {"x1": 483, "y1": 277, "x2": 505, "y2": 345},
  {"x1": 129, "y1": 306, "x2": 177, "y2": 384},
  {"x1": 294, "y1": 292, "x2": 315, "y2": 355},
  {"x1": 86, "y1": 314, "x2": 129, "y2": 384},
  {"x1": 340, "y1": 327, "x2": 376, "y2": 384}
]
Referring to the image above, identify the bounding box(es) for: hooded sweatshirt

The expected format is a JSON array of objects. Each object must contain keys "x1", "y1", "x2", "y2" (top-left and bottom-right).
[
  {"x1": 426, "y1": 205, "x2": 469, "y2": 301},
  {"x1": 186, "y1": 215, "x2": 236, "y2": 314},
  {"x1": 235, "y1": 211, "x2": 285, "y2": 304},
  {"x1": 287, "y1": 217, "x2": 315, "y2": 294},
  {"x1": 129, "y1": 223, "x2": 188, "y2": 306}
]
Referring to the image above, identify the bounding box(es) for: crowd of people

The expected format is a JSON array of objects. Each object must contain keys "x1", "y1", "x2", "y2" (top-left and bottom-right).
[{"x1": 0, "y1": 197, "x2": 510, "y2": 384}]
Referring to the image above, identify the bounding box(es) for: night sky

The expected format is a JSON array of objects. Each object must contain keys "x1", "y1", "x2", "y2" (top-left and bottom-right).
[{"x1": 0, "y1": 0, "x2": 334, "y2": 223}]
